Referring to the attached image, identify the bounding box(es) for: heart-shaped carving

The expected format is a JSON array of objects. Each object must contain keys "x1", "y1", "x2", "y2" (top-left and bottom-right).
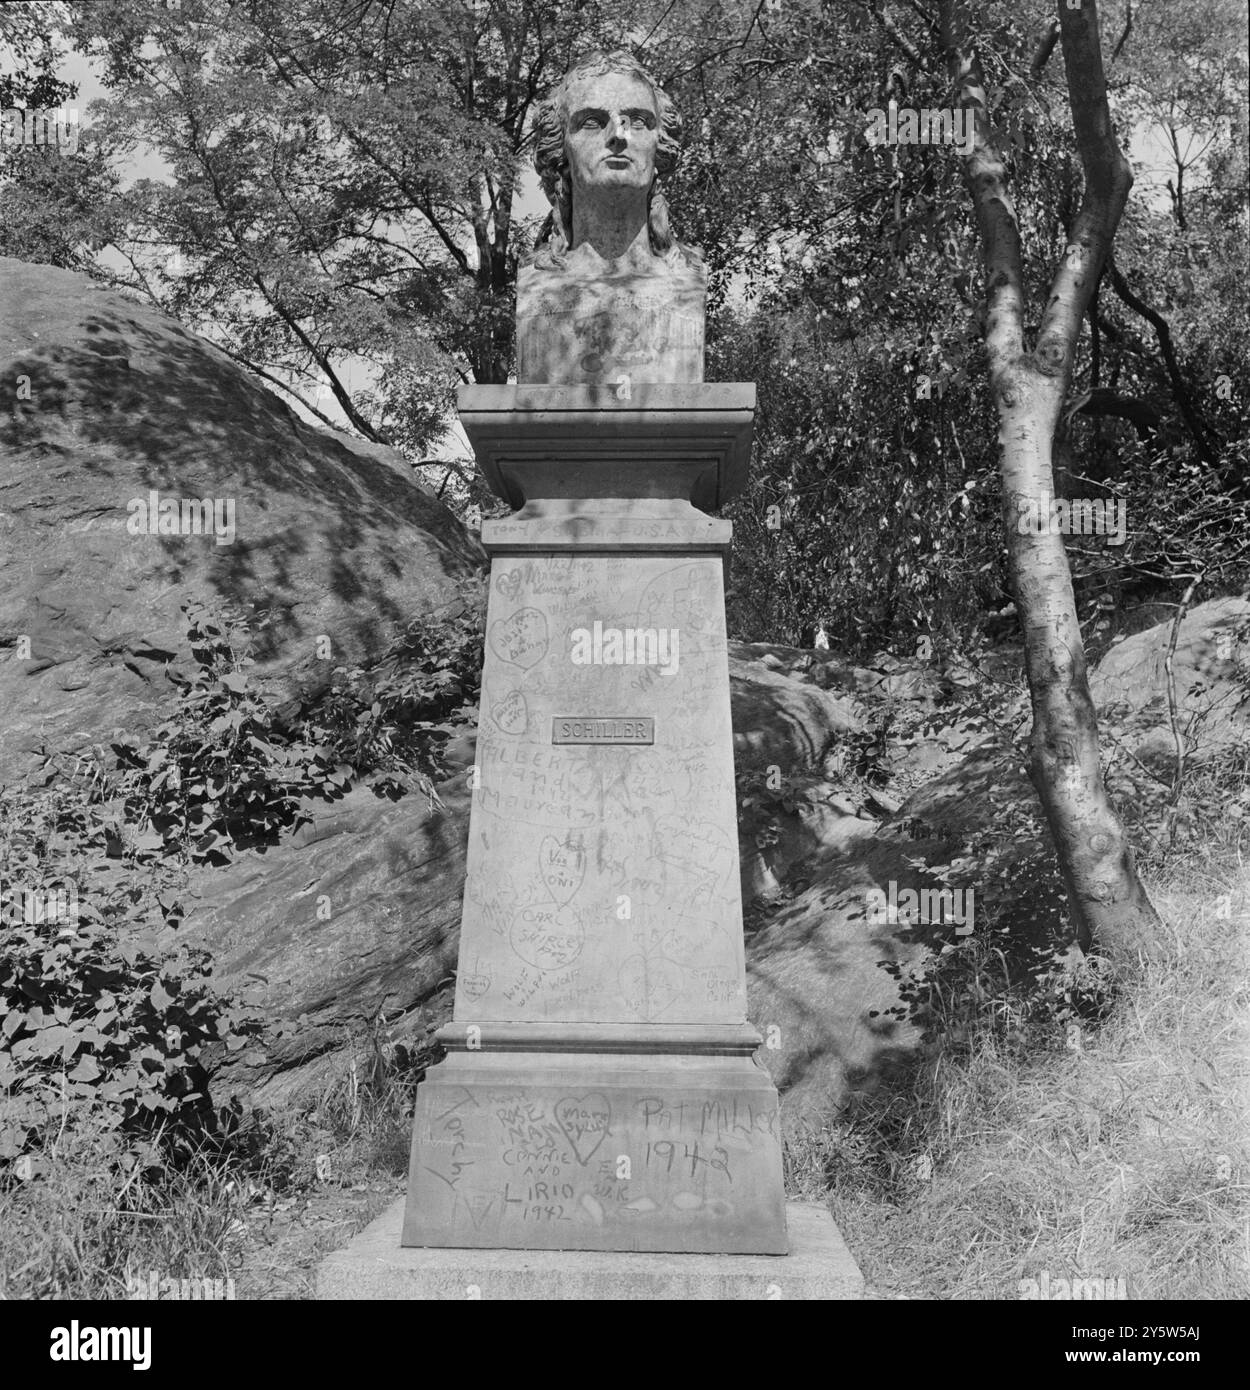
[
  {"x1": 555, "y1": 1093, "x2": 611, "y2": 1166},
  {"x1": 539, "y1": 836, "x2": 584, "y2": 906},
  {"x1": 459, "y1": 971, "x2": 490, "y2": 1002},
  {"x1": 495, "y1": 568, "x2": 522, "y2": 601},
  {"x1": 490, "y1": 689, "x2": 527, "y2": 736},
  {"x1": 463, "y1": 1194, "x2": 496, "y2": 1229},
  {"x1": 510, "y1": 902, "x2": 584, "y2": 971},
  {"x1": 489, "y1": 608, "x2": 548, "y2": 669},
  {"x1": 619, "y1": 955, "x2": 683, "y2": 1020}
]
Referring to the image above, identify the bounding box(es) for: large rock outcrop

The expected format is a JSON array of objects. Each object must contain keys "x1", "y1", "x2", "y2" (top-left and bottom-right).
[{"x1": 0, "y1": 256, "x2": 483, "y2": 787}]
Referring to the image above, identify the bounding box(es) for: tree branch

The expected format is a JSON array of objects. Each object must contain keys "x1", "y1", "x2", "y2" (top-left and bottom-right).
[
  {"x1": 1035, "y1": 1, "x2": 1133, "y2": 386},
  {"x1": 236, "y1": 355, "x2": 346, "y2": 433},
  {"x1": 1111, "y1": 0, "x2": 1132, "y2": 61},
  {"x1": 941, "y1": 3, "x2": 1025, "y2": 379},
  {"x1": 899, "y1": 0, "x2": 939, "y2": 31},
  {"x1": 874, "y1": 3, "x2": 922, "y2": 65},
  {"x1": 1108, "y1": 261, "x2": 1219, "y2": 464},
  {"x1": 1030, "y1": 19, "x2": 1060, "y2": 80},
  {"x1": 1073, "y1": 387, "x2": 1162, "y2": 439}
]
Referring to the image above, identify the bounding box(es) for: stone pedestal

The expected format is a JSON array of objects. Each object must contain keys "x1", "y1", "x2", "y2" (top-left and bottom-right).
[
  {"x1": 322, "y1": 1200, "x2": 865, "y2": 1299},
  {"x1": 402, "y1": 385, "x2": 787, "y2": 1254}
]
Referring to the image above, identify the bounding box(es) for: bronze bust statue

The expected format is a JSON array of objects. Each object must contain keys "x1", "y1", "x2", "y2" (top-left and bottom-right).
[{"x1": 518, "y1": 51, "x2": 706, "y2": 386}]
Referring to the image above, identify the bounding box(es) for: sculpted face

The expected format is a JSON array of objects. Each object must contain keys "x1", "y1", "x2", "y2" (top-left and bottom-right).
[{"x1": 563, "y1": 70, "x2": 659, "y2": 201}]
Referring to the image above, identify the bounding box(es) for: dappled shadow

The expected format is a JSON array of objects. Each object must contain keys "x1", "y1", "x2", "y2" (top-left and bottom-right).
[
  {"x1": 1, "y1": 304, "x2": 480, "y2": 662},
  {"x1": 185, "y1": 776, "x2": 473, "y2": 1096},
  {"x1": 729, "y1": 657, "x2": 859, "y2": 772},
  {"x1": 744, "y1": 787, "x2": 1074, "y2": 1123},
  {"x1": 0, "y1": 261, "x2": 485, "y2": 784}
]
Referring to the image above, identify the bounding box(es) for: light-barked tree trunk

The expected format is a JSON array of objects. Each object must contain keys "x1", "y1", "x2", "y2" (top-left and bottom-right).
[{"x1": 940, "y1": 0, "x2": 1161, "y2": 950}]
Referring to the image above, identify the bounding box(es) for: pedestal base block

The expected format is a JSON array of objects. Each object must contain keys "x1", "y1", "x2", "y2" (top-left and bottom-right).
[{"x1": 402, "y1": 1049, "x2": 786, "y2": 1254}]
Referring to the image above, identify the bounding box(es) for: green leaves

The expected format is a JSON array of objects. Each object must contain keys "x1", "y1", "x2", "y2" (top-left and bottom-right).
[
  {"x1": 1, "y1": 717, "x2": 268, "y2": 1164},
  {"x1": 0, "y1": 589, "x2": 489, "y2": 1166},
  {"x1": 67, "y1": 1054, "x2": 100, "y2": 1083},
  {"x1": 0, "y1": 893, "x2": 265, "y2": 1158},
  {"x1": 292, "y1": 582, "x2": 485, "y2": 801}
]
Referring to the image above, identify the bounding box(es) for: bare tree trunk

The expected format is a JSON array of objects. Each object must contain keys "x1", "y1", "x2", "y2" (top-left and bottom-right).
[{"x1": 941, "y1": 0, "x2": 1161, "y2": 950}]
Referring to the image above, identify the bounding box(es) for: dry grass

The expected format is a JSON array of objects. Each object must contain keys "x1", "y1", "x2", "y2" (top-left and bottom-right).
[
  {"x1": 787, "y1": 862, "x2": 1250, "y2": 1299},
  {"x1": 0, "y1": 1039, "x2": 420, "y2": 1301}
]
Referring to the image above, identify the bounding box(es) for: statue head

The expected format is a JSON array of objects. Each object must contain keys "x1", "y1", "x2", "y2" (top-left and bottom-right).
[{"x1": 530, "y1": 50, "x2": 700, "y2": 270}]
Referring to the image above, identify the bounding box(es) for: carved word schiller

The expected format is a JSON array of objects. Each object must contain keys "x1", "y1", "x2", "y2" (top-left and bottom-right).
[{"x1": 552, "y1": 717, "x2": 655, "y2": 745}]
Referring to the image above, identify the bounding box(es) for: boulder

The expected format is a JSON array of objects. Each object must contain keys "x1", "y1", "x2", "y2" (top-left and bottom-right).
[
  {"x1": 728, "y1": 642, "x2": 861, "y2": 772},
  {"x1": 182, "y1": 778, "x2": 473, "y2": 1106},
  {"x1": 0, "y1": 257, "x2": 483, "y2": 787},
  {"x1": 1090, "y1": 595, "x2": 1250, "y2": 772}
]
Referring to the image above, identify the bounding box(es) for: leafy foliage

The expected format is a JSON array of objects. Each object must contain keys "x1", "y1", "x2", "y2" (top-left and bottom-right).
[
  {"x1": 0, "y1": 766, "x2": 263, "y2": 1163},
  {"x1": 3, "y1": 1, "x2": 1243, "y2": 660},
  {"x1": 1, "y1": 591, "x2": 485, "y2": 1166},
  {"x1": 105, "y1": 592, "x2": 483, "y2": 864},
  {"x1": 0, "y1": 2, "x2": 75, "y2": 109},
  {"x1": 109, "y1": 603, "x2": 350, "y2": 863},
  {"x1": 296, "y1": 586, "x2": 485, "y2": 802}
]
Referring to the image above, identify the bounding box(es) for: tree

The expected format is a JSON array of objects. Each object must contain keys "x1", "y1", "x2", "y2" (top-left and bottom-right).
[
  {"x1": 0, "y1": 2, "x2": 121, "y2": 272},
  {"x1": 63, "y1": 0, "x2": 789, "y2": 468},
  {"x1": 934, "y1": 0, "x2": 1159, "y2": 950},
  {"x1": 0, "y1": 1, "x2": 74, "y2": 109},
  {"x1": 724, "y1": 0, "x2": 1197, "y2": 946},
  {"x1": 7, "y1": 0, "x2": 1244, "y2": 952}
]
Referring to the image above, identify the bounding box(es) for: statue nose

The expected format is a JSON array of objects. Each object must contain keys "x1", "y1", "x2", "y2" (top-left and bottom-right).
[{"x1": 608, "y1": 114, "x2": 629, "y2": 143}]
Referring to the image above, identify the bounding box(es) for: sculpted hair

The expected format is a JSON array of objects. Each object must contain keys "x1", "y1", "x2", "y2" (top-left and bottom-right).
[{"x1": 530, "y1": 49, "x2": 701, "y2": 269}]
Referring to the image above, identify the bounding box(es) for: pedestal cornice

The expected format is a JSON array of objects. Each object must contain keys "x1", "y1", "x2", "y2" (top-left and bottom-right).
[
  {"x1": 457, "y1": 382, "x2": 755, "y2": 513},
  {"x1": 435, "y1": 1022, "x2": 764, "y2": 1055}
]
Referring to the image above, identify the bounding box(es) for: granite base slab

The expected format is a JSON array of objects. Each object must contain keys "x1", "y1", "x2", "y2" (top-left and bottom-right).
[{"x1": 317, "y1": 1198, "x2": 864, "y2": 1300}]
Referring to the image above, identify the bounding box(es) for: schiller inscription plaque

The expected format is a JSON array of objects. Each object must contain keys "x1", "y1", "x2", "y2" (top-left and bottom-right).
[{"x1": 552, "y1": 716, "x2": 655, "y2": 744}]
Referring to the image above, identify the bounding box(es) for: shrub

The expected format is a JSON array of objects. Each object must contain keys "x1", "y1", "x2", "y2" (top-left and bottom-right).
[{"x1": 1, "y1": 588, "x2": 485, "y2": 1168}]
